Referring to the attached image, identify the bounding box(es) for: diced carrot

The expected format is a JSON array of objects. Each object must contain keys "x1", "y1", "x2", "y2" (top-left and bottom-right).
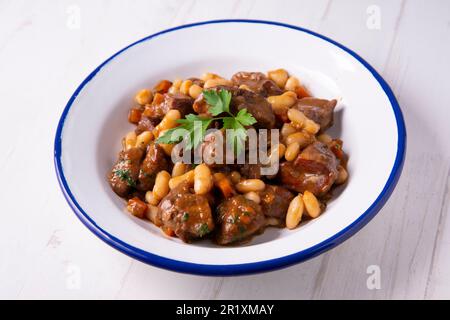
[
  {"x1": 142, "y1": 105, "x2": 153, "y2": 118},
  {"x1": 128, "y1": 108, "x2": 142, "y2": 124},
  {"x1": 162, "y1": 227, "x2": 175, "y2": 237},
  {"x1": 295, "y1": 85, "x2": 311, "y2": 98},
  {"x1": 152, "y1": 92, "x2": 165, "y2": 104},
  {"x1": 214, "y1": 174, "x2": 236, "y2": 198},
  {"x1": 330, "y1": 139, "x2": 344, "y2": 161},
  {"x1": 153, "y1": 80, "x2": 172, "y2": 94},
  {"x1": 127, "y1": 197, "x2": 147, "y2": 219}
]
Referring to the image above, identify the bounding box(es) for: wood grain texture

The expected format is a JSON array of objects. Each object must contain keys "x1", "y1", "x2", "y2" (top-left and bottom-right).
[{"x1": 0, "y1": 0, "x2": 449, "y2": 299}]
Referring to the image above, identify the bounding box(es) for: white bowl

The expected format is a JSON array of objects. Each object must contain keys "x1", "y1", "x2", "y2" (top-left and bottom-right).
[{"x1": 54, "y1": 20, "x2": 406, "y2": 275}]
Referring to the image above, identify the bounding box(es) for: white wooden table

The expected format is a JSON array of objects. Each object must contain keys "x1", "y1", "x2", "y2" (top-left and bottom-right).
[{"x1": 1, "y1": 0, "x2": 449, "y2": 300}]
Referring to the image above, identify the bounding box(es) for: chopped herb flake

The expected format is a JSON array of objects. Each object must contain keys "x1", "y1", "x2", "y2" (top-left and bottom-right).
[
  {"x1": 198, "y1": 223, "x2": 210, "y2": 237},
  {"x1": 114, "y1": 169, "x2": 136, "y2": 187}
]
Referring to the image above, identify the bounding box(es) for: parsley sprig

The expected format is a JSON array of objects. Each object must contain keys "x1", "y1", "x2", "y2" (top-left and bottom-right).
[{"x1": 156, "y1": 89, "x2": 256, "y2": 155}]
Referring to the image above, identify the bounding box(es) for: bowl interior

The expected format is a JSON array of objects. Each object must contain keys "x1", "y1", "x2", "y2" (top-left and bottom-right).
[{"x1": 58, "y1": 21, "x2": 399, "y2": 267}]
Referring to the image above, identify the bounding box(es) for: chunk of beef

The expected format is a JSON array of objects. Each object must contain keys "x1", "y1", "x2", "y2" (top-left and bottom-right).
[
  {"x1": 231, "y1": 71, "x2": 283, "y2": 97},
  {"x1": 300, "y1": 141, "x2": 339, "y2": 168},
  {"x1": 216, "y1": 195, "x2": 265, "y2": 245},
  {"x1": 200, "y1": 130, "x2": 227, "y2": 168},
  {"x1": 280, "y1": 142, "x2": 338, "y2": 196},
  {"x1": 293, "y1": 98, "x2": 337, "y2": 131},
  {"x1": 137, "y1": 142, "x2": 169, "y2": 191},
  {"x1": 237, "y1": 129, "x2": 277, "y2": 178},
  {"x1": 144, "y1": 93, "x2": 194, "y2": 120},
  {"x1": 239, "y1": 163, "x2": 262, "y2": 179},
  {"x1": 135, "y1": 116, "x2": 157, "y2": 135},
  {"x1": 158, "y1": 183, "x2": 214, "y2": 242},
  {"x1": 260, "y1": 185, "x2": 295, "y2": 221},
  {"x1": 108, "y1": 147, "x2": 144, "y2": 197},
  {"x1": 161, "y1": 92, "x2": 194, "y2": 117},
  {"x1": 231, "y1": 89, "x2": 276, "y2": 129},
  {"x1": 200, "y1": 129, "x2": 263, "y2": 173}
]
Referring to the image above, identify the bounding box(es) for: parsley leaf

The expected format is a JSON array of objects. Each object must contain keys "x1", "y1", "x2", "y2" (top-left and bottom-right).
[
  {"x1": 198, "y1": 223, "x2": 210, "y2": 237},
  {"x1": 156, "y1": 114, "x2": 212, "y2": 150},
  {"x1": 203, "y1": 89, "x2": 232, "y2": 116},
  {"x1": 235, "y1": 108, "x2": 257, "y2": 126},
  {"x1": 154, "y1": 126, "x2": 180, "y2": 144}
]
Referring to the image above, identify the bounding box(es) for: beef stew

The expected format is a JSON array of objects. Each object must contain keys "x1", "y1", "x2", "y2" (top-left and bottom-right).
[{"x1": 108, "y1": 69, "x2": 348, "y2": 245}]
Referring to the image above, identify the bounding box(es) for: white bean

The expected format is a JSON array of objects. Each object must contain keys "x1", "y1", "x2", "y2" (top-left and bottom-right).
[{"x1": 286, "y1": 194, "x2": 304, "y2": 229}]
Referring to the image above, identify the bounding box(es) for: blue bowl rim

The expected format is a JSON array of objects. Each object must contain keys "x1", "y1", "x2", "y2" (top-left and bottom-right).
[{"x1": 54, "y1": 19, "x2": 406, "y2": 276}]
